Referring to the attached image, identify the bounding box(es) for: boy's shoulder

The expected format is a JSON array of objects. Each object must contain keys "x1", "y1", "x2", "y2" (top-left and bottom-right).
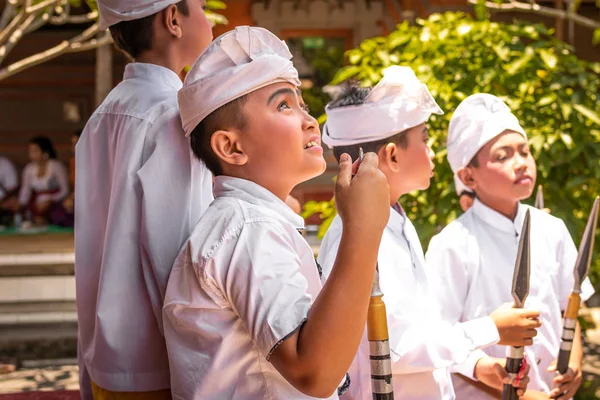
[
  {"x1": 92, "y1": 75, "x2": 179, "y2": 126},
  {"x1": 188, "y1": 195, "x2": 299, "y2": 260}
]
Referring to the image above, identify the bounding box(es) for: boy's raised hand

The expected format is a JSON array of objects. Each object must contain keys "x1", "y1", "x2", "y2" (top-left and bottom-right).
[
  {"x1": 335, "y1": 152, "x2": 390, "y2": 237},
  {"x1": 490, "y1": 303, "x2": 542, "y2": 347}
]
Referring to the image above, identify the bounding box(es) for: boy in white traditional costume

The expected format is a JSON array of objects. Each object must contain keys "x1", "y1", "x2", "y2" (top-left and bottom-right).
[
  {"x1": 426, "y1": 93, "x2": 595, "y2": 399},
  {"x1": 162, "y1": 26, "x2": 391, "y2": 399},
  {"x1": 317, "y1": 67, "x2": 538, "y2": 400},
  {"x1": 74, "y1": 1, "x2": 214, "y2": 398}
]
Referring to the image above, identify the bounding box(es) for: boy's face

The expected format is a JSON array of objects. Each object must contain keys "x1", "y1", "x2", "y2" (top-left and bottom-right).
[
  {"x1": 385, "y1": 123, "x2": 435, "y2": 199},
  {"x1": 467, "y1": 130, "x2": 536, "y2": 203},
  {"x1": 180, "y1": 0, "x2": 213, "y2": 67},
  {"x1": 236, "y1": 82, "x2": 326, "y2": 194}
]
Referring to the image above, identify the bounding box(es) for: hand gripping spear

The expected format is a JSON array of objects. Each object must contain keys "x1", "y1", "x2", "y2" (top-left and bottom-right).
[
  {"x1": 503, "y1": 210, "x2": 531, "y2": 400},
  {"x1": 534, "y1": 185, "x2": 544, "y2": 210},
  {"x1": 356, "y1": 148, "x2": 394, "y2": 400},
  {"x1": 555, "y1": 197, "x2": 599, "y2": 375}
]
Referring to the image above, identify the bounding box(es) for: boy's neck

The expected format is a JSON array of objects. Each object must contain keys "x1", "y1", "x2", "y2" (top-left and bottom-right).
[
  {"x1": 477, "y1": 195, "x2": 520, "y2": 221},
  {"x1": 136, "y1": 51, "x2": 184, "y2": 79}
]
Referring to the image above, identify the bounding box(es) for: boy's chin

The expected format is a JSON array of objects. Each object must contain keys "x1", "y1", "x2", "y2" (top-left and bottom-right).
[{"x1": 298, "y1": 160, "x2": 327, "y2": 183}]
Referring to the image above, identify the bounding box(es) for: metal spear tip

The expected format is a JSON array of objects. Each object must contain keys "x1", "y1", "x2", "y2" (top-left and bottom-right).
[
  {"x1": 573, "y1": 197, "x2": 599, "y2": 290},
  {"x1": 512, "y1": 209, "x2": 531, "y2": 308},
  {"x1": 534, "y1": 185, "x2": 544, "y2": 210}
]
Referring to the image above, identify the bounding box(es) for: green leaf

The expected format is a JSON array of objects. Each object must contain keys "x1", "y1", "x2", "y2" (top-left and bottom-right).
[
  {"x1": 539, "y1": 49, "x2": 558, "y2": 69},
  {"x1": 330, "y1": 66, "x2": 361, "y2": 85},
  {"x1": 594, "y1": 28, "x2": 600, "y2": 46},
  {"x1": 573, "y1": 104, "x2": 600, "y2": 126},
  {"x1": 560, "y1": 132, "x2": 574, "y2": 149},
  {"x1": 505, "y1": 47, "x2": 535, "y2": 75},
  {"x1": 206, "y1": 0, "x2": 226, "y2": 10}
]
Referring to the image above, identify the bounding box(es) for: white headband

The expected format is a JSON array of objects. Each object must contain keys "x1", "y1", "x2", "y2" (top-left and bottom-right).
[
  {"x1": 179, "y1": 26, "x2": 301, "y2": 137},
  {"x1": 98, "y1": 0, "x2": 180, "y2": 31},
  {"x1": 322, "y1": 66, "x2": 443, "y2": 147}
]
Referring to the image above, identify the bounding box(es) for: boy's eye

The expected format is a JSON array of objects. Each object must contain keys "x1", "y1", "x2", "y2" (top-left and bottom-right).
[
  {"x1": 277, "y1": 101, "x2": 290, "y2": 111},
  {"x1": 301, "y1": 103, "x2": 310, "y2": 113}
]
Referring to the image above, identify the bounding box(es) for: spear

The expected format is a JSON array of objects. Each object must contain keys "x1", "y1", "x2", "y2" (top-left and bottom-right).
[
  {"x1": 503, "y1": 210, "x2": 531, "y2": 400},
  {"x1": 555, "y1": 197, "x2": 599, "y2": 375},
  {"x1": 534, "y1": 185, "x2": 544, "y2": 210},
  {"x1": 357, "y1": 148, "x2": 394, "y2": 399}
]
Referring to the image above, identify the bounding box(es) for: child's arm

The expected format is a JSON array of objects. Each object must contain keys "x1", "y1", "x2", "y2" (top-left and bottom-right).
[{"x1": 269, "y1": 152, "x2": 389, "y2": 398}]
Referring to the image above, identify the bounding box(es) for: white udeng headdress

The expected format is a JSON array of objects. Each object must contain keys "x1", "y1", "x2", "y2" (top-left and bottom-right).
[
  {"x1": 322, "y1": 66, "x2": 443, "y2": 147},
  {"x1": 98, "y1": 0, "x2": 180, "y2": 30},
  {"x1": 179, "y1": 26, "x2": 301, "y2": 137},
  {"x1": 447, "y1": 93, "x2": 527, "y2": 194}
]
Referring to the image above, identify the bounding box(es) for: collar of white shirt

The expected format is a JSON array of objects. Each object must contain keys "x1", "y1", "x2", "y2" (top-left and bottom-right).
[
  {"x1": 471, "y1": 198, "x2": 527, "y2": 236},
  {"x1": 123, "y1": 62, "x2": 183, "y2": 91},
  {"x1": 213, "y1": 176, "x2": 306, "y2": 230}
]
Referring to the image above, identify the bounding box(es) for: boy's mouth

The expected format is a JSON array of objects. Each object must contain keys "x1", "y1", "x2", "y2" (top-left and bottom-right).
[
  {"x1": 304, "y1": 140, "x2": 320, "y2": 149},
  {"x1": 514, "y1": 175, "x2": 533, "y2": 185}
]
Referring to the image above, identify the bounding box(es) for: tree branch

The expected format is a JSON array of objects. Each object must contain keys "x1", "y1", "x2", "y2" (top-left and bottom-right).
[
  {"x1": 50, "y1": 10, "x2": 98, "y2": 25},
  {"x1": 0, "y1": 12, "x2": 36, "y2": 64},
  {"x1": 26, "y1": 0, "x2": 65, "y2": 16},
  {"x1": 0, "y1": 24, "x2": 112, "y2": 81},
  {"x1": 468, "y1": 0, "x2": 600, "y2": 30},
  {"x1": 0, "y1": 0, "x2": 19, "y2": 30},
  {"x1": 24, "y1": 12, "x2": 50, "y2": 34}
]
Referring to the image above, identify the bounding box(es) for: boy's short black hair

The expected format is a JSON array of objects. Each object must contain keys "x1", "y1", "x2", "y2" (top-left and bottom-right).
[
  {"x1": 189, "y1": 96, "x2": 249, "y2": 176},
  {"x1": 328, "y1": 83, "x2": 409, "y2": 163},
  {"x1": 109, "y1": 0, "x2": 189, "y2": 60}
]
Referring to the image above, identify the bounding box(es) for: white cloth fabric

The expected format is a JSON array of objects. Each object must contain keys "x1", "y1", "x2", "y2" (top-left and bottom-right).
[
  {"x1": 0, "y1": 156, "x2": 18, "y2": 201},
  {"x1": 322, "y1": 66, "x2": 443, "y2": 147},
  {"x1": 426, "y1": 199, "x2": 595, "y2": 398},
  {"x1": 98, "y1": 0, "x2": 180, "y2": 30},
  {"x1": 163, "y1": 176, "x2": 339, "y2": 400},
  {"x1": 179, "y1": 26, "x2": 301, "y2": 137},
  {"x1": 318, "y1": 205, "x2": 499, "y2": 400},
  {"x1": 447, "y1": 93, "x2": 526, "y2": 193},
  {"x1": 75, "y1": 62, "x2": 214, "y2": 395},
  {"x1": 18, "y1": 159, "x2": 68, "y2": 206}
]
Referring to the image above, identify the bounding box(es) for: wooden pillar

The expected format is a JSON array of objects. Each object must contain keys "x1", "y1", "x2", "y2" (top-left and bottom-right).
[{"x1": 95, "y1": 33, "x2": 113, "y2": 107}]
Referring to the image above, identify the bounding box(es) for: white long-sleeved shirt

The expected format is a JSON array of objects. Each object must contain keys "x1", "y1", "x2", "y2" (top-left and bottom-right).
[
  {"x1": 163, "y1": 177, "x2": 340, "y2": 400},
  {"x1": 426, "y1": 199, "x2": 595, "y2": 398},
  {"x1": 318, "y1": 205, "x2": 499, "y2": 400},
  {"x1": 0, "y1": 156, "x2": 18, "y2": 201},
  {"x1": 74, "y1": 62, "x2": 214, "y2": 394},
  {"x1": 18, "y1": 159, "x2": 68, "y2": 206}
]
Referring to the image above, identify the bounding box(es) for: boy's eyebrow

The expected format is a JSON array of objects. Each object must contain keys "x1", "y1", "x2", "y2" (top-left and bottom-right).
[{"x1": 267, "y1": 88, "x2": 296, "y2": 105}]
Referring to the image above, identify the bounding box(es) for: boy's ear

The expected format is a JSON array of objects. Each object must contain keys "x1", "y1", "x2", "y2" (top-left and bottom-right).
[
  {"x1": 211, "y1": 130, "x2": 248, "y2": 167},
  {"x1": 457, "y1": 167, "x2": 476, "y2": 191},
  {"x1": 162, "y1": 4, "x2": 183, "y2": 39},
  {"x1": 382, "y1": 142, "x2": 400, "y2": 172}
]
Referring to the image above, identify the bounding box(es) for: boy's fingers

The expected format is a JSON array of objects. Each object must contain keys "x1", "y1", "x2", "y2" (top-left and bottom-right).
[
  {"x1": 355, "y1": 152, "x2": 379, "y2": 174},
  {"x1": 519, "y1": 309, "x2": 541, "y2": 319},
  {"x1": 336, "y1": 153, "x2": 352, "y2": 187}
]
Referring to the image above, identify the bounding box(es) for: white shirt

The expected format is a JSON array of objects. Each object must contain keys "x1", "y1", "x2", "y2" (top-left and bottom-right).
[
  {"x1": 75, "y1": 63, "x2": 213, "y2": 394},
  {"x1": 426, "y1": 199, "x2": 595, "y2": 398},
  {"x1": 163, "y1": 177, "x2": 339, "y2": 400},
  {"x1": 318, "y1": 205, "x2": 499, "y2": 400},
  {"x1": 0, "y1": 156, "x2": 18, "y2": 201},
  {"x1": 18, "y1": 159, "x2": 69, "y2": 206}
]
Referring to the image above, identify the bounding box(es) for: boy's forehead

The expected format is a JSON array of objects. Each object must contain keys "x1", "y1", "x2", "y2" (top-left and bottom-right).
[
  {"x1": 489, "y1": 130, "x2": 528, "y2": 147},
  {"x1": 248, "y1": 82, "x2": 300, "y2": 101}
]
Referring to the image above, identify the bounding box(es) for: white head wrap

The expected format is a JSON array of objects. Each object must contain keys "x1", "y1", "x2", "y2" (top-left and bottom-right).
[
  {"x1": 179, "y1": 26, "x2": 301, "y2": 137},
  {"x1": 98, "y1": 0, "x2": 180, "y2": 31},
  {"x1": 447, "y1": 93, "x2": 527, "y2": 194},
  {"x1": 322, "y1": 66, "x2": 443, "y2": 147}
]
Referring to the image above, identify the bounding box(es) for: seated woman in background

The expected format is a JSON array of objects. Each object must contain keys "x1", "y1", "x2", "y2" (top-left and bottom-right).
[
  {"x1": 0, "y1": 156, "x2": 19, "y2": 226},
  {"x1": 17, "y1": 136, "x2": 69, "y2": 225}
]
